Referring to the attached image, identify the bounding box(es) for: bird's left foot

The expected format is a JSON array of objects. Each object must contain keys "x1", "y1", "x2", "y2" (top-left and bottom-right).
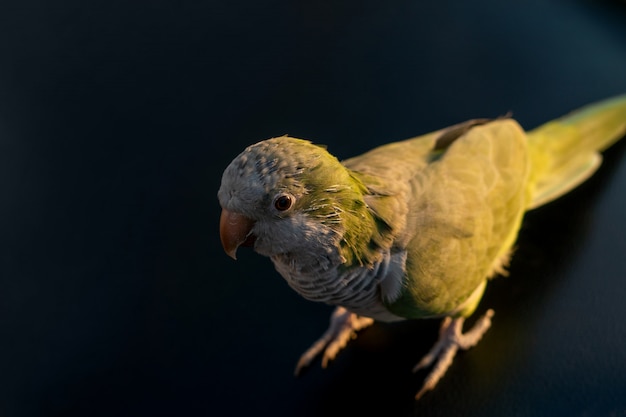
[
  {"x1": 294, "y1": 306, "x2": 374, "y2": 376},
  {"x1": 413, "y1": 309, "x2": 495, "y2": 399}
]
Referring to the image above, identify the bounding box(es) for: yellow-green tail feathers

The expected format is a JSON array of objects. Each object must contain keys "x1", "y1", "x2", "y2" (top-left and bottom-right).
[{"x1": 526, "y1": 95, "x2": 626, "y2": 210}]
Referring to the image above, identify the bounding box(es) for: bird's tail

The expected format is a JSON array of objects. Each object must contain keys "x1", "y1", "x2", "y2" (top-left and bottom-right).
[{"x1": 526, "y1": 95, "x2": 626, "y2": 210}]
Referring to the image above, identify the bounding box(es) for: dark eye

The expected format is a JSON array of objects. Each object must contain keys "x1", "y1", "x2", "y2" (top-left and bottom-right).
[{"x1": 274, "y1": 194, "x2": 293, "y2": 211}]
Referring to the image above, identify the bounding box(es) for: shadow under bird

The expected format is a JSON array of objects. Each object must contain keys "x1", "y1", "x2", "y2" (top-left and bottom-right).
[{"x1": 218, "y1": 95, "x2": 626, "y2": 399}]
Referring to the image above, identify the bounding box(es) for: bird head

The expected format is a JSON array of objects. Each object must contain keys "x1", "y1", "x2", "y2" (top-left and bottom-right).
[{"x1": 218, "y1": 136, "x2": 365, "y2": 260}]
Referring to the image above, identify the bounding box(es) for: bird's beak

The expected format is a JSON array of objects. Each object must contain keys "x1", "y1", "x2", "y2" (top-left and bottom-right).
[{"x1": 219, "y1": 208, "x2": 256, "y2": 260}]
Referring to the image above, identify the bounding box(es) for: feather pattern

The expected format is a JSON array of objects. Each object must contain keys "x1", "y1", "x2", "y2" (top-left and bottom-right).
[{"x1": 272, "y1": 247, "x2": 406, "y2": 321}]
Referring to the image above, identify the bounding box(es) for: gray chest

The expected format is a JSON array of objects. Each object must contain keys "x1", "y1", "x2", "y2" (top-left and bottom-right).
[{"x1": 271, "y1": 250, "x2": 407, "y2": 322}]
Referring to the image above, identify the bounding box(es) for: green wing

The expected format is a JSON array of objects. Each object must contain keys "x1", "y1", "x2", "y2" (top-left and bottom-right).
[{"x1": 346, "y1": 120, "x2": 531, "y2": 319}]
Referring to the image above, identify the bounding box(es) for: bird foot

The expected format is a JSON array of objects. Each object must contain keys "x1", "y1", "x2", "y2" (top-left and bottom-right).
[
  {"x1": 413, "y1": 309, "x2": 494, "y2": 399},
  {"x1": 294, "y1": 306, "x2": 374, "y2": 376}
]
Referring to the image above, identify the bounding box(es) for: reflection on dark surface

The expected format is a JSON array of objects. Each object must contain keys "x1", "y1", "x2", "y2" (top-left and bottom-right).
[{"x1": 1, "y1": 0, "x2": 626, "y2": 416}]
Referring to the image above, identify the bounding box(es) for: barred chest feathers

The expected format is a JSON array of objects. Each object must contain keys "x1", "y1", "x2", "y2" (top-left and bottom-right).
[{"x1": 271, "y1": 249, "x2": 407, "y2": 322}]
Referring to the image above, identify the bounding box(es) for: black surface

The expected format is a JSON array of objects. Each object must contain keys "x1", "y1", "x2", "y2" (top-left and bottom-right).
[{"x1": 2, "y1": 1, "x2": 626, "y2": 416}]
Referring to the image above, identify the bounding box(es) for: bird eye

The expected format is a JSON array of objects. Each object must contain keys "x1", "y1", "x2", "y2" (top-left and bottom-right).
[{"x1": 274, "y1": 194, "x2": 293, "y2": 211}]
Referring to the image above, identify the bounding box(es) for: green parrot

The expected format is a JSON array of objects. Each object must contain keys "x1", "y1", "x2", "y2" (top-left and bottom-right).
[{"x1": 218, "y1": 95, "x2": 626, "y2": 399}]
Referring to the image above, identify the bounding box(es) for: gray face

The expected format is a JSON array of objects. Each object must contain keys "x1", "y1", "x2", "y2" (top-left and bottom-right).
[{"x1": 218, "y1": 137, "x2": 340, "y2": 258}]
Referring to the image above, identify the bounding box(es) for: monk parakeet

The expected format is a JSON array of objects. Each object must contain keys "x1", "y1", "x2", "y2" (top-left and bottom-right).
[{"x1": 218, "y1": 95, "x2": 626, "y2": 399}]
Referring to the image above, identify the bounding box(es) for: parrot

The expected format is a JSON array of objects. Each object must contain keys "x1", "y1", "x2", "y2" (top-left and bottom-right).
[{"x1": 217, "y1": 95, "x2": 626, "y2": 399}]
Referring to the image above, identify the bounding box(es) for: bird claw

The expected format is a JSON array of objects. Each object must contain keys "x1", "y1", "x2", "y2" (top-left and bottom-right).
[
  {"x1": 413, "y1": 309, "x2": 494, "y2": 399},
  {"x1": 294, "y1": 306, "x2": 374, "y2": 376}
]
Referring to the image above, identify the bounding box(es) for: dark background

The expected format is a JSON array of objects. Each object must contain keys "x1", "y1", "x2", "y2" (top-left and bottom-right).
[{"x1": 1, "y1": 0, "x2": 626, "y2": 416}]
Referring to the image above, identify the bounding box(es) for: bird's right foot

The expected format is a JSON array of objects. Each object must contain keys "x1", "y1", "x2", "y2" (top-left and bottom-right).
[{"x1": 294, "y1": 306, "x2": 374, "y2": 375}]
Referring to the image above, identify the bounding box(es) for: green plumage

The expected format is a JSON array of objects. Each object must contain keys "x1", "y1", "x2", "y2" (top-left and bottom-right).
[{"x1": 344, "y1": 119, "x2": 530, "y2": 318}]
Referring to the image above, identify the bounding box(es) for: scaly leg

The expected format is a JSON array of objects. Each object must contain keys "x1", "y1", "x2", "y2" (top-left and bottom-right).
[
  {"x1": 294, "y1": 306, "x2": 374, "y2": 376},
  {"x1": 413, "y1": 309, "x2": 495, "y2": 399}
]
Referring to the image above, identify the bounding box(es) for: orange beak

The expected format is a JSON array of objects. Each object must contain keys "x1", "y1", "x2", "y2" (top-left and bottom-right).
[{"x1": 219, "y1": 208, "x2": 256, "y2": 260}]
